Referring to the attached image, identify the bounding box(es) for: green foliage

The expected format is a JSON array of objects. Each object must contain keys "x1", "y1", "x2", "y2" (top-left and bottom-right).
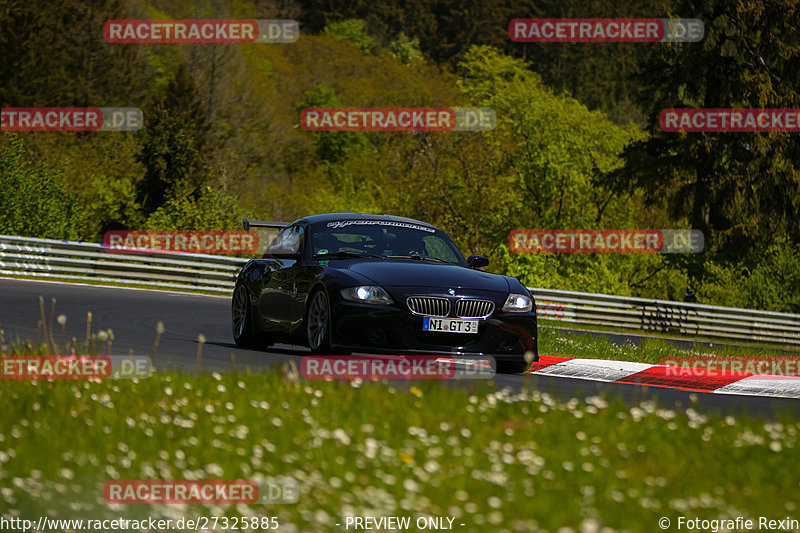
[
  {"x1": 505, "y1": 0, "x2": 672, "y2": 125},
  {"x1": 297, "y1": 85, "x2": 370, "y2": 163},
  {"x1": 696, "y1": 237, "x2": 800, "y2": 313},
  {"x1": 294, "y1": 149, "x2": 392, "y2": 217},
  {"x1": 498, "y1": 246, "x2": 636, "y2": 297},
  {"x1": 297, "y1": 0, "x2": 519, "y2": 65},
  {"x1": 3, "y1": 131, "x2": 145, "y2": 239},
  {"x1": 135, "y1": 106, "x2": 200, "y2": 214},
  {"x1": 322, "y1": 19, "x2": 375, "y2": 53},
  {"x1": 456, "y1": 46, "x2": 645, "y2": 227},
  {"x1": 613, "y1": 0, "x2": 800, "y2": 300},
  {"x1": 162, "y1": 63, "x2": 210, "y2": 152},
  {"x1": 294, "y1": 0, "x2": 661, "y2": 124},
  {"x1": 0, "y1": 135, "x2": 84, "y2": 240},
  {"x1": 143, "y1": 185, "x2": 245, "y2": 231},
  {"x1": 388, "y1": 33, "x2": 423, "y2": 64},
  {"x1": 0, "y1": 0, "x2": 145, "y2": 107},
  {"x1": 745, "y1": 238, "x2": 800, "y2": 313},
  {"x1": 440, "y1": 46, "x2": 648, "y2": 290}
]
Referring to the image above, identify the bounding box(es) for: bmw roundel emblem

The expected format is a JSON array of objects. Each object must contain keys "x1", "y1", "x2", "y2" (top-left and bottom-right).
[{"x1": 448, "y1": 288, "x2": 456, "y2": 295}]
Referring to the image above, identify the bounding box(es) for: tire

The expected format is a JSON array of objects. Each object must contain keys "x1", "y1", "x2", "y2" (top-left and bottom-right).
[
  {"x1": 306, "y1": 288, "x2": 332, "y2": 353},
  {"x1": 496, "y1": 359, "x2": 531, "y2": 374},
  {"x1": 232, "y1": 283, "x2": 268, "y2": 348}
]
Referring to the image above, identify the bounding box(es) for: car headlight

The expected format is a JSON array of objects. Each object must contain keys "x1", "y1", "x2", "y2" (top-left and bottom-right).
[
  {"x1": 502, "y1": 293, "x2": 533, "y2": 312},
  {"x1": 340, "y1": 286, "x2": 394, "y2": 305}
]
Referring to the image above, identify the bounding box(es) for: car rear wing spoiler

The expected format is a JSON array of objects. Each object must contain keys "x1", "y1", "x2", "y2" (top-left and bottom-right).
[{"x1": 242, "y1": 219, "x2": 289, "y2": 231}]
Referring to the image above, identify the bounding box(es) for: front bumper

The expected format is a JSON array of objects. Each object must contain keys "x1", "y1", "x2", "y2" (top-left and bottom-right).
[{"x1": 330, "y1": 299, "x2": 538, "y2": 361}]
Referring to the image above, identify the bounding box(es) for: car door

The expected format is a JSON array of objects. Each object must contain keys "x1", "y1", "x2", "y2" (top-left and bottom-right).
[{"x1": 258, "y1": 224, "x2": 305, "y2": 331}]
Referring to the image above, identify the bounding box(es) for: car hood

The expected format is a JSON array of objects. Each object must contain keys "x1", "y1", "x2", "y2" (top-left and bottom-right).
[{"x1": 344, "y1": 260, "x2": 510, "y2": 291}]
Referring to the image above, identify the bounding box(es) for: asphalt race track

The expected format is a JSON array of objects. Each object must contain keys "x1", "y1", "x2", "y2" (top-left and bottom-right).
[{"x1": 1, "y1": 277, "x2": 798, "y2": 417}]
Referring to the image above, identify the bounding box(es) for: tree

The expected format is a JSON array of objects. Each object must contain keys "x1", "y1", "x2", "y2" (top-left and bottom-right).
[
  {"x1": 455, "y1": 46, "x2": 644, "y2": 231},
  {"x1": 611, "y1": 0, "x2": 800, "y2": 300},
  {"x1": 135, "y1": 106, "x2": 200, "y2": 214},
  {"x1": 162, "y1": 63, "x2": 210, "y2": 154},
  {"x1": 372, "y1": 46, "x2": 658, "y2": 296},
  {"x1": 0, "y1": 0, "x2": 144, "y2": 106},
  {"x1": 506, "y1": 0, "x2": 673, "y2": 125},
  {"x1": 296, "y1": 85, "x2": 370, "y2": 163}
]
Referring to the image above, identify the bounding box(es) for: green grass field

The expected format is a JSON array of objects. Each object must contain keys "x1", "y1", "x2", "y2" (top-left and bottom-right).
[
  {"x1": 1, "y1": 366, "x2": 798, "y2": 532},
  {"x1": 2, "y1": 306, "x2": 799, "y2": 531}
]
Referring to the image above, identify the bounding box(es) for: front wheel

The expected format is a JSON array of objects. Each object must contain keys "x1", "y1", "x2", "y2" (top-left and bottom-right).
[{"x1": 306, "y1": 289, "x2": 332, "y2": 353}]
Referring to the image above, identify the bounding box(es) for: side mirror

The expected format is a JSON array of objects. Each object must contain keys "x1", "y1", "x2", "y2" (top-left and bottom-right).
[{"x1": 467, "y1": 255, "x2": 489, "y2": 269}]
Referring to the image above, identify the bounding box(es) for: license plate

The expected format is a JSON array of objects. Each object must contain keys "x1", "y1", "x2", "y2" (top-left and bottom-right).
[{"x1": 422, "y1": 317, "x2": 479, "y2": 334}]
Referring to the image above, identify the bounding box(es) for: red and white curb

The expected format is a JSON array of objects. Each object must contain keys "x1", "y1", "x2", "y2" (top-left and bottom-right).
[{"x1": 525, "y1": 356, "x2": 800, "y2": 399}]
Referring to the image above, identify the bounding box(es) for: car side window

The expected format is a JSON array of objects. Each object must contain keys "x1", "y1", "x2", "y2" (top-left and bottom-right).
[{"x1": 267, "y1": 225, "x2": 304, "y2": 255}]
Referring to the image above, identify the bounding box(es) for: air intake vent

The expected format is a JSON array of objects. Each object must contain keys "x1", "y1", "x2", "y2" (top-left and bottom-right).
[
  {"x1": 407, "y1": 297, "x2": 450, "y2": 317},
  {"x1": 455, "y1": 299, "x2": 494, "y2": 319}
]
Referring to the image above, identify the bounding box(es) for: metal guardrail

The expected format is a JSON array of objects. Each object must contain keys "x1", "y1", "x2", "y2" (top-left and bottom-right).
[
  {"x1": 0, "y1": 234, "x2": 244, "y2": 294},
  {"x1": 532, "y1": 288, "x2": 800, "y2": 348},
  {"x1": 1, "y1": 235, "x2": 799, "y2": 348}
]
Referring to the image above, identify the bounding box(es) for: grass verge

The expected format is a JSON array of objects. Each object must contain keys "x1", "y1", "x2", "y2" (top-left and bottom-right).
[
  {"x1": 1, "y1": 367, "x2": 799, "y2": 532},
  {"x1": 539, "y1": 326, "x2": 796, "y2": 367}
]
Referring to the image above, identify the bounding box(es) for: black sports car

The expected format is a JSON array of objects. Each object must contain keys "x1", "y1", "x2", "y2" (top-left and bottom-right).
[{"x1": 232, "y1": 213, "x2": 538, "y2": 373}]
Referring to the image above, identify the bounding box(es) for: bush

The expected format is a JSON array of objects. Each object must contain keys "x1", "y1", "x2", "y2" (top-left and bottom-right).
[
  {"x1": 143, "y1": 185, "x2": 244, "y2": 231},
  {"x1": 696, "y1": 237, "x2": 800, "y2": 313},
  {"x1": 322, "y1": 19, "x2": 375, "y2": 53},
  {"x1": 0, "y1": 134, "x2": 85, "y2": 240}
]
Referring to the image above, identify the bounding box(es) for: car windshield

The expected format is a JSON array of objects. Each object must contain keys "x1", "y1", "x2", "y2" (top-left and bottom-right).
[{"x1": 311, "y1": 220, "x2": 466, "y2": 265}]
